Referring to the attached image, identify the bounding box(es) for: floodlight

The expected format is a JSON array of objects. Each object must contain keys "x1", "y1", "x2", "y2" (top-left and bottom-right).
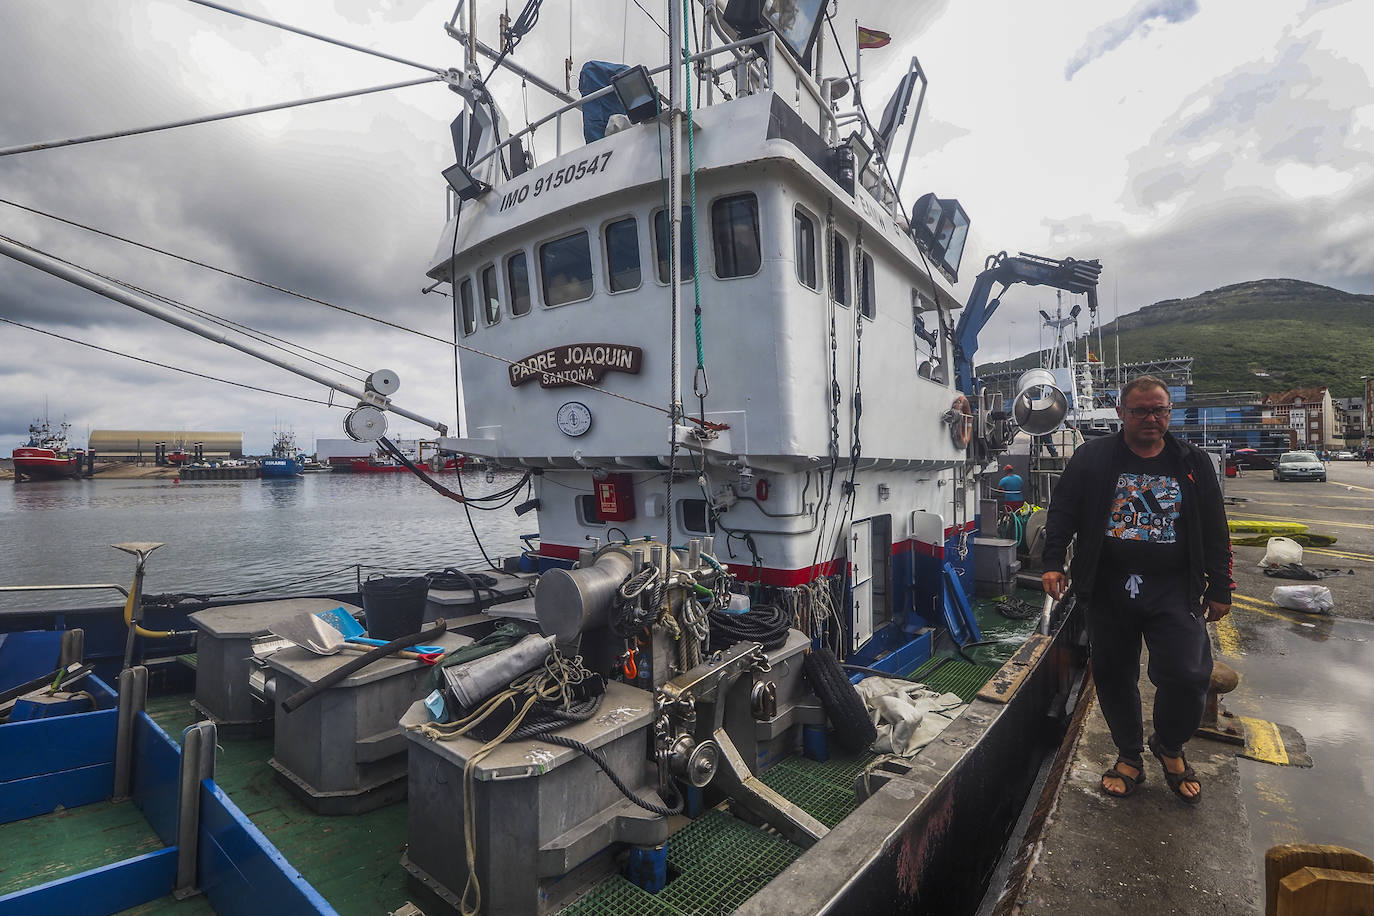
[
  {"x1": 910, "y1": 192, "x2": 971, "y2": 282},
  {"x1": 611, "y1": 65, "x2": 659, "y2": 124},
  {"x1": 442, "y1": 162, "x2": 490, "y2": 201},
  {"x1": 846, "y1": 132, "x2": 874, "y2": 175}
]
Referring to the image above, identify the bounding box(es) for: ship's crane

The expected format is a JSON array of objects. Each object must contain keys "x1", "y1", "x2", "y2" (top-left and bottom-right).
[{"x1": 953, "y1": 251, "x2": 1102, "y2": 394}]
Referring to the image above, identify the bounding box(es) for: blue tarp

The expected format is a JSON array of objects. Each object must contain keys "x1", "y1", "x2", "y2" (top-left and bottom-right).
[{"x1": 579, "y1": 60, "x2": 630, "y2": 143}]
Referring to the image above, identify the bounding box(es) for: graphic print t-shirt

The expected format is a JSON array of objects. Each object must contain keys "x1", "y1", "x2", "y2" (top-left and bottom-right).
[{"x1": 1098, "y1": 445, "x2": 1185, "y2": 573}]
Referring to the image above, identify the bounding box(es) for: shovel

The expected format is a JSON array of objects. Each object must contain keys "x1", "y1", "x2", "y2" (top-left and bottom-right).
[
  {"x1": 269, "y1": 612, "x2": 428, "y2": 660},
  {"x1": 314, "y1": 606, "x2": 445, "y2": 654}
]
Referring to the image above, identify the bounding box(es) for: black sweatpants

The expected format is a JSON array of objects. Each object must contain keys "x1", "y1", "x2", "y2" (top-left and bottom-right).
[{"x1": 1087, "y1": 568, "x2": 1213, "y2": 761}]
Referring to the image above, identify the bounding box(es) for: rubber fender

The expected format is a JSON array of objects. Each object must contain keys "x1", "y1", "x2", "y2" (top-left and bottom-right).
[{"x1": 803, "y1": 648, "x2": 878, "y2": 753}]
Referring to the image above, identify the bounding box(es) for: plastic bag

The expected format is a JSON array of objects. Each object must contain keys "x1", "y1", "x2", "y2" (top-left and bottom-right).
[
  {"x1": 1259, "y1": 536, "x2": 1303, "y2": 569},
  {"x1": 1270, "y1": 585, "x2": 1334, "y2": 615}
]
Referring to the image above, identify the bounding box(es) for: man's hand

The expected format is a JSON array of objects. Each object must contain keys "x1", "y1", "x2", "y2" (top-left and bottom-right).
[
  {"x1": 1204, "y1": 600, "x2": 1230, "y2": 622},
  {"x1": 1042, "y1": 571, "x2": 1066, "y2": 601}
]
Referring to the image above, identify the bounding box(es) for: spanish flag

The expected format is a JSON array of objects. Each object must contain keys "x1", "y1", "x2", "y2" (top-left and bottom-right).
[{"x1": 857, "y1": 26, "x2": 891, "y2": 49}]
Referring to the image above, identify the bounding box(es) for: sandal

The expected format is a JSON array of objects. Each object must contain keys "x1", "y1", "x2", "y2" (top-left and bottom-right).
[
  {"x1": 1148, "y1": 734, "x2": 1201, "y2": 805},
  {"x1": 1099, "y1": 759, "x2": 1145, "y2": 798}
]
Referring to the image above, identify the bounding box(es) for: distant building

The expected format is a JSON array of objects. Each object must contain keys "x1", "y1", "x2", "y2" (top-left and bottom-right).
[
  {"x1": 88, "y1": 430, "x2": 243, "y2": 463},
  {"x1": 1263, "y1": 388, "x2": 1340, "y2": 450},
  {"x1": 1335, "y1": 396, "x2": 1366, "y2": 446},
  {"x1": 1169, "y1": 391, "x2": 1296, "y2": 457}
]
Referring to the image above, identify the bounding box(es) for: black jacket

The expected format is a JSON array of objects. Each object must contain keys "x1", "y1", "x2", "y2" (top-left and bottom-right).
[{"x1": 1042, "y1": 431, "x2": 1234, "y2": 604}]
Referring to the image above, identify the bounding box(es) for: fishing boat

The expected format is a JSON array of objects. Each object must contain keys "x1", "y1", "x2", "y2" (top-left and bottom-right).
[
  {"x1": 260, "y1": 430, "x2": 305, "y2": 478},
  {"x1": 0, "y1": 1, "x2": 1100, "y2": 913},
  {"x1": 11, "y1": 419, "x2": 84, "y2": 481}
]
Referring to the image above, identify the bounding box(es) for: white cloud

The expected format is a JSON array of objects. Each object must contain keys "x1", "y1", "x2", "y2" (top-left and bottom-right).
[{"x1": 2, "y1": 0, "x2": 1372, "y2": 441}]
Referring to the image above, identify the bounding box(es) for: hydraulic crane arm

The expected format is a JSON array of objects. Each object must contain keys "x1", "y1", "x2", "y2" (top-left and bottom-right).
[{"x1": 953, "y1": 251, "x2": 1102, "y2": 394}]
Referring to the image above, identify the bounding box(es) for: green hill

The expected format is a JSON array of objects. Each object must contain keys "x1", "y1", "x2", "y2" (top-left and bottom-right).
[{"x1": 978, "y1": 279, "x2": 1374, "y2": 397}]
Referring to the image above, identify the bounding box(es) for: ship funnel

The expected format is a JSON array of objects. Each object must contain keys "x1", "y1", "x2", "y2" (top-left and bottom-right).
[{"x1": 1012, "y1": 368, "x2": 1068, "y2": 435}]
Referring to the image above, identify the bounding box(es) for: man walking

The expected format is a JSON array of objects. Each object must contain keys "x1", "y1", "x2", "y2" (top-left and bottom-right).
[{"x1": 1041, "y1": 376, "x2": 1233, "y2": 803}]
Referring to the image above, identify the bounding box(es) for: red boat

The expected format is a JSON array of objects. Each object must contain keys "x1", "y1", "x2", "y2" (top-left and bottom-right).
[
  {"x1": 336, "y1": 456, "x2": 458, "y2": 473},
  {"x1": 12, "y1": 420, "x2": 84, "y2": 481}
]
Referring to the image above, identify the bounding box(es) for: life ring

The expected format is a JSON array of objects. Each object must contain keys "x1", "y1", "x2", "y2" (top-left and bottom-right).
[
  {"x1": 949, "y1": 394, "x2": 973, "y2": 449},
  {"x1": 755, "y1": 478, "x2": 770, "y2": 501}
]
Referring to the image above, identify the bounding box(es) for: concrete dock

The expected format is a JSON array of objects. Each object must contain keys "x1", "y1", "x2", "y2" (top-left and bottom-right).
[{"x1": 1004, "y1": 459, "x2": 1374, "y2": 915}]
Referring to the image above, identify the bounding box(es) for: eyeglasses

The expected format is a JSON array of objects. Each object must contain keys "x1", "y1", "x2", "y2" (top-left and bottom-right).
[{"x1": 1124, "y1": 406, "x2": 1172, "y2": 420}]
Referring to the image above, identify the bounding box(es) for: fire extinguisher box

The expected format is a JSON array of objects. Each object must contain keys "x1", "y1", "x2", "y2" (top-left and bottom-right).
[{"x1": 595, "y1": 473, "x2": 636, "y2": 521}]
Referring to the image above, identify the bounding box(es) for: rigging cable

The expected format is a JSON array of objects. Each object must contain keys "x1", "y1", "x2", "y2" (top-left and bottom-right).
[
  {"x1": 0, "y1": 232, "x2": 368, "y2": 384},
  {"x1": 184, "y1": 0, "x2": 450, "y2": 75},
  {"x1": 683, "y1": 0, "x2": 709, "y2": 423},
  {"x1": 2, "y1": 225, "x2": 724, "y2": 429},
  {"x1": 0, "y1": 317, "x2": 338, "y2": 408},
  {"x1": 0, "y1": 77, "x2": 440, "y2": 159},
  {"x1": 0, "y1": 198, "x2": 453, "y2": 347}
]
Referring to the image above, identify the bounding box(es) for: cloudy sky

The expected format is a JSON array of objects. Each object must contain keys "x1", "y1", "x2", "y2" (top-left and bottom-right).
[{"x1": 1, "y1": 0, "x2": 1370, "y2": 454}]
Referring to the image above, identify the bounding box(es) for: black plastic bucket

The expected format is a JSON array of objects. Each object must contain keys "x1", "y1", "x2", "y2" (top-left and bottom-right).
[{"x1": 361, "y1": 575, "x2": 429, "y2": 640}]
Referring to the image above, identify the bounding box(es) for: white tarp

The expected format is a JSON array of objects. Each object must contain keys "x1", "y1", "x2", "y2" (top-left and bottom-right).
[{"x1": 854, "y1": 677, "x2": 967, "y2": 756}]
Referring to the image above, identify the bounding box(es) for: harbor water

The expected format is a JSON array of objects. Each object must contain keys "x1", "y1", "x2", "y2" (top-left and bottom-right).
[{"x1": 0, "y1": 471, "x2": 532, "y2": 610}]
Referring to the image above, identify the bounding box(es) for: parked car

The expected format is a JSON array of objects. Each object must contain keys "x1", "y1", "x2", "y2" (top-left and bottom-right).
[
  {"x1": 1336, "y1": 451, "x2": 1357, "y2": 460},
  {"x1": 1273, "y1": 451, "x2": 1327, "y2": 482}
]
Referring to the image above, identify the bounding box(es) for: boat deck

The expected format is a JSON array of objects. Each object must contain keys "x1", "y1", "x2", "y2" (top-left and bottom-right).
[{"x1": 0, "y1": 595, "x2": 1042, "y2": 915}]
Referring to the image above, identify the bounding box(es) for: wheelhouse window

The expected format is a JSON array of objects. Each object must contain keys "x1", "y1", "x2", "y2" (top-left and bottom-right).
[
  {"x1": 830, "y1": 233, "x2": 850, "y2": 306},
  {"x1": 794, "y1": 206, "x2": 818, "y2": 290},
  {"x1": 653, "y1": 206, "x2": 696, "y2": 283},
  {"x1": 507, "y1": 251, "x2": 531, "y2": 316},
  {"x1": 679, "y1": 498, "x2": 716, "y2": 534},
  {"x1": 859, "y1": 252, "x2": 876, "y2": 319},
  {"x1": 540, "y1": 231, "x2": 594, "y2": 306},
  {"x1": 605, "y1": 217, "x2": 641, "y2": 292},
  {"x1": 711, "y1": 193, "x2": 761, "y2": 278},
  {"x1": 576, "y1": 494, "x2": 605, "y2": 526},
  {"x1": 481, "y1": 264, "x2": 501, "y2": 325},
  {"x1": 458, "y1": 277, "x2": 476, "y2": 336}
]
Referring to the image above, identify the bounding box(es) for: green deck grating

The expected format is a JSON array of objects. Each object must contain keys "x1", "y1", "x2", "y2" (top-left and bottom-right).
[
  {"x1": 909, "y1": 655, "x2": 1002, "y2": 702},
  {"x1": 758, "y1": 753, "x2": 876, "y2": 827},
  {"x1": 559, "y1": 810, "x2": 802, "y2": 915}
]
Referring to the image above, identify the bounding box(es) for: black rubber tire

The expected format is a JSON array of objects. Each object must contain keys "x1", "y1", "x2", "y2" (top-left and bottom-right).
[{"x1": 803, "y1": 648, "x2": 878, "y2": 753}]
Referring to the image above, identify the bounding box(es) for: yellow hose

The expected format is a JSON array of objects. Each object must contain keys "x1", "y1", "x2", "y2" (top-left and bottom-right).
[{"x1": 123, "y1": 585, "x2": 175, "y2": 639}]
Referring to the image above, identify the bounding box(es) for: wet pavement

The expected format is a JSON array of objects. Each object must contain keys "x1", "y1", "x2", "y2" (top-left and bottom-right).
[
  {"x1": 1014, "y1": 458, "x2": 1374, "y2": 913},
  {"x1": 1220, "y1": 459, "x2": 1374, "y2": 892}
]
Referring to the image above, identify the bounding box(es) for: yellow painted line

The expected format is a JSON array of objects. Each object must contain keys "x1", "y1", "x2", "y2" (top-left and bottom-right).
[
  {"x1": 1231, "y1": 512, "x2": 1374, "y2": 532},
  {"x1": 1238, "y1": 715, "x2": 1290, "y2": 765},
  {"x1": 1230, "y1": 594, "x2": 1313, "y2": 624},
  {"x1": 1213, "y1": 612, "x2": 1242, "y2": 655},
  {"x1": 1337, "y1": 481, "x2": 1374, "y2": 494},
  {"x1": 1306, "y1": 547, "x2": 1374, "y2": 564}
]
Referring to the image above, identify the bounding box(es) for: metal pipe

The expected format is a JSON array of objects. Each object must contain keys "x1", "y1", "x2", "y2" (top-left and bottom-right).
[
  {"x1": 174, "y1": 721, "x2": 217, "y2": 897},
  {"x1": 444, "y1": 24, "x2": 576, "y2": 104},
  {"x1": 0, "y1": 236, "x2": 449, "y2": 435},
  {"x1": 113, "y1": 666, "x2": 148, "y2": 801}
]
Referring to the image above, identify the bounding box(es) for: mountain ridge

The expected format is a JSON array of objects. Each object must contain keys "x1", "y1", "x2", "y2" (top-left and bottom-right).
[{"x1": 978, "y1": 278, "x2": 1374, "y2": 397}]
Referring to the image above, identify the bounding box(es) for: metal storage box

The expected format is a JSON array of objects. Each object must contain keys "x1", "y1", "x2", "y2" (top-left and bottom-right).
[
  {"x1": 973, "y1": 536, "x2": 1021, "y2": 597},
  {"x1": 423, "y1": 570, "x2": 535, "y2": 623},
  {"x1": 266, "y1": 630, "x2": 470, "y2": 814},
  {"x1": 400, "y1": 679, "x2": 667, "y2": 915},
  {"x1": 188, "y1": 598, "x2": 362, "y2": 735}
]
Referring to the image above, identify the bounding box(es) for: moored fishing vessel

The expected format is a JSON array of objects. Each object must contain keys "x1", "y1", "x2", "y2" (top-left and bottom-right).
[
  {"x1": 0, "y1": 1, "x2": 1101, "y2": 913},
  {"x1": 260, "y1": 429, "x2": 305, "y2": 478},
  {"x1": 11, "y1": 419, "x2": 84, "y2": 481}
]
